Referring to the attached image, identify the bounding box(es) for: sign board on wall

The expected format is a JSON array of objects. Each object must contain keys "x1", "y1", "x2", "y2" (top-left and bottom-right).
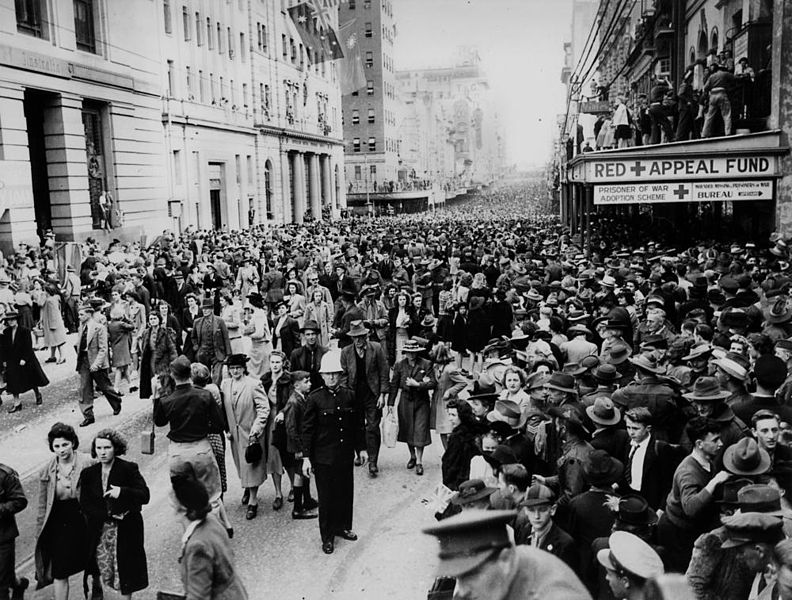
[
  {"x1": 594, "y1": 180, "x2": 773, "y2": 205},
  {"x1": 584, "y1": 156, "x2": 778, "y2": 183}
]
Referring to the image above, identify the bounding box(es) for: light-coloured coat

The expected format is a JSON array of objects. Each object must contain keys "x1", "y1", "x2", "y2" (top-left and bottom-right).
[
  {"x1": 221, "y1": 375, "x2": 270, "y2": 488},
  {"x1": 75, "y1": 319, "x2": 110, "y2": 371}
]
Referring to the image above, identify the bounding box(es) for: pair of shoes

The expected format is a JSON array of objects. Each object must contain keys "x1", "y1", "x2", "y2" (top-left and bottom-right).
[
  {"x1": 322, "y1": 540, "x2": 334, "y2": 554},
  {"x1": 354, "y1": 455, "x2": 364, "y2": 466},
  {"x1": 6, "y1": 404, "x2": 22, "y2": 414},
  {"x1": 292, "y1": 510, "x2": 318, "y2": 520},
  {"x1": 368, "y1": 463, "x2": 379, "y2": 478},
  {"x1": 35, "y1": 392, "x2": 43, "y2": 405},
  {"x1": 245, "y1": 504, "x2": 258, "y2": 520},
  {"x1": 406, "y1": 457, "x2": 416, "y2": 469},
  {"x1": 80, "y1": 417, "x2": 95, "y2": 427},
  {"x1": 337, "y1": 529, "x2": 358, "y2": 541},
  {"x1": 11, "y1": 576, "x2": 28, "y2": 600},
  {"x1": 416, "y1": 464, "x2": 424, "y2": 476},
  {"x1": 287, "y1": 488, "x2": 294, "y2": 502},
  {"x1": 44, "y1": 357, "x2": 57, "y2": 363},
  {"x1": 303, "y1": 497, "x2": 319, "y2": 511},
  {"x1": 226, "y1": 528, "x2": 234, "y2": 539},
  {"x1": 272, "y1": 496, "x2": 284, "y2": 511},
  {"x1": 241, "y1": 489, "x2": 250, "y2": 505}
]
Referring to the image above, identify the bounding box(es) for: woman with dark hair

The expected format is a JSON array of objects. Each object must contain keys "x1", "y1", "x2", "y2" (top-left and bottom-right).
[
  {"x1": 171, "y1": 474, "x2": 248, "y2": 599},
  {"x1": 191, "y1": 362, "x2": 227, "y2": 494},
  {"x1": 181, "y1": 293, "x2": 201, "y2": 362},
  {"x1": 157, "y1": 300, "x2": 182, "y2": 354},
  {"x1": 261, "y1": 350, "x2": 292, "y2": 511},
  {"x1": 40, "y1": 284, "x2": 68, "y2": 364},
  {"x1": 430, "y1": 342, "x2": 468, "y2": 450},
  {"x1": 124, "y1": 291, "x2": 145, "y2": 383},
  {"x1": 35, "y1": 423, "x2": 97, "y2": 600},
  {"x1": 467, "y1": 296, "x2": 491, "y2": 374},
  {"x1": 80, "y1": 430, "x2": 149, "y2": 599},
  {"x1": 138, "y1": 312, "x2": 177, "y2": 400},
  {"x1": 436, "y1": 278, "x2": 455, "y2": 342},
  {"x1": 219, "y1": 293, "x2": 243, "y2": 354},
  {"x1": 283, "y1": 280, "x2": 306, "y2": 327},
  {"x1": 441, "y1": 399, "x2": 481, "y2": 490},
  {"x1": 387, "y1": 289, "x2": 413, "y2": 364}
]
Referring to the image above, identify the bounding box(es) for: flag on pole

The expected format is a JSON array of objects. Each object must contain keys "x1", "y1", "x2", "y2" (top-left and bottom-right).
[
  {"x1": 339, "y1": 19, "x2": 366, "y2": 95},
  {"x1": 287, "y1": 3, "x2": 342, "y2": 63}
]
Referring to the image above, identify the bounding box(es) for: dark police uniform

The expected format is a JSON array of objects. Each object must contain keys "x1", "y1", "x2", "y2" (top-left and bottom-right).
[{"x1": 302, "y1": 383, "x2": 365, "y2": 544}]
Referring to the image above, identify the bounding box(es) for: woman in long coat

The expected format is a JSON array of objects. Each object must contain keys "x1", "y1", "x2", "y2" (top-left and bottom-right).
[
  {"x1": 261, "y1": 351, "x2": 292, "y2": 511},
  {"x1": 304, "y1": 289, "x2": 332, "y2": 347},
  {"x1": 387, "y1": 340, "x2": 437, "y2": 475},
  {"x1": 242, "y1": 293, "x2": 271, "y2": 378},
  {"x1": 138, "y1": 312, "x2": 178, "y2": 400},
  {"x1": 80, "y1": 429, "x2": 149, "y2": 598},
  {"x1": 1, "y1": 310, "x2": 48, "y2": 410},
  {"x1": 221, "y1": 353, "x2": 270, "y2": 520},
  {"x1": 181, "y1": 293, "x2": 201, "y2": 362},
  {"x1": 107, "y1": 308, "x2": 134, "y2": 394},
  {"x1": 35, "y1": 422, "x2": 97, "y2": 599},
  {"x1": 41, "y1": 284, "x2": 68, "y2": 363},
  {"x1": 429, "y1": 342, "x2": 468, "y2": 450}
]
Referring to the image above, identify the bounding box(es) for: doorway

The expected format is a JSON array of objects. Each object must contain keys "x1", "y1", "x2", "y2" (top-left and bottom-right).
[
  {"x1": 23, "y1": 89, "x2": 55, "y2": 236},
  {"x1": 208, "y1": 162, "x2": 225, "y2": 230},
  {"x1": 210, "y1": 190, "x2": 222, "y2": 229}
]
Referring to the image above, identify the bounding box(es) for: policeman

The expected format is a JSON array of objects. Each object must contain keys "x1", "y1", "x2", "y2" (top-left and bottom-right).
[
  {"x1": 302, "y1": 350, "x2": 366, "y2": 555},
  {"x1": 596, "y1": 531, "x2": 665, "y2": 600},
  {"x1": 422, "y1": 510, "x2": 590, "y2": 600},
  {"x1": 0, "y1": 463, "x2": 28, "y2": 600}
]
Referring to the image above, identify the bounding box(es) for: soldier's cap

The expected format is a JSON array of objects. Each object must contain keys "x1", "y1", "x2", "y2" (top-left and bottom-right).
[
  {"x1": 720, "y1": 511, "x2": 785, "y2": 549},
  {"x1": 422, "y1": 509, "x2": 516, "y2": 577},
  {"x1": 596, "y1": 531, "x2": 664, "y2": 580}
]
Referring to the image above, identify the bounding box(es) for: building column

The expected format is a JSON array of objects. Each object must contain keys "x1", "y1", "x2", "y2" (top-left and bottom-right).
[
  {"x1": 0, "y1": 83, "x2": 37, "y2": 253},
  {"x1": 321, "y1": 155, "x2": 332, "y2": 214},
  {"x1": 308, "y1": 153, "x2": 321, "y2": 220},
  {"x1": 293, "y1": 152, "x2": 305, "y2": 224},
  {"x1": 773, "y1": 0, "x2": 792, "y2": 234},
  {"x1": 279, "y1": 150, "x2": 292, "y2": 224},
  {"x1": 45, "y1": 92, "x2": 93, "y2": 238}
]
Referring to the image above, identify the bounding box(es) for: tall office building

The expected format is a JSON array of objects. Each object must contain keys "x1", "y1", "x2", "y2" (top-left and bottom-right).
[{"x1": 340, "y1": 0, "x2": 399, "y2": 194}]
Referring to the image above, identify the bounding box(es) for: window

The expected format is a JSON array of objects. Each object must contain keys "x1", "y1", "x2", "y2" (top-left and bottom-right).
[
  {"x1": 364, "y1": 0, "x2": 371, "y2": 8},
  {"x1": 365, "y1": 22, "x2": 372, "y2": 37},
  {"x1": 207, "y1": 18, "x2": 213, "y2": 50},
  {"x1": 290, "y1": 37, "x2": 296, "y2": 62},
  {"x1": 349, "y1": 0, "x2": 355, "y2": 8},
  {"x1": 229, "y1": 79, "x2": 235, "y2": 105},
  {"x1": 167, "y1": 60, "x2": 175, "y2": 96},
  {"x1": 282, "y1": 34, "x2": 288, "y2": 58},
  {"x1": 239, "y1": 33, "x2": 246, "y2": 61},
  {"x1": 370, "y1": 164, "x2": 376, "y2": 177},
  {"x1": 163, "y1": 0, "x2": 172, "y2": 33},
  {"x1": 242, "y1": 83, "x2": 248, "y2": 106},
  {"x1": 198, "y1": 69, "x2": 205, "y2": 101},
  {"x1": 354, "y1": 165, "x2": 362, "y2": 180},
  {"x1": 353, "y1": 138, "x2": 361, "y2": 152},
  {"x1": 173, "y1": 150, "x2": 182, "y2": 184},
  {"x1": 209, "y1": 73, "x2": 216, "y2": 101},
  {"x1": 365, "y1": 51, "x2": 373, "y2": 67},
  {"x1": 218, "y1": 23, "x2": 223, "y2": 54},
  {"x1": 368, "y1": 108, "x2": 375, "y2": 123},
  {"x1": 15, "y1": 0, "x2": 47, "y2": 38},
  {"x1": 185, "y1": 66, "x2": 192, "y2": 96},
  {"x1": 264, "y1": 162, "x2": 273, "y2": 220},
  {"x1": 74, "y1": 0, "x2": 96, "y2": 53},
  {"x1": 367, "y1": 80, "x2": 374, "y2": 95},
  {"x1": 219, "y1": 76, "x2": 224, "y2": 101},
  {"x1": 235, "y1": 155, "x2": 241, "y2": 185},
  {"x1": 182, "y1": 6, "x2": 190, "y2": 40},
  {"x1": 228, "y1": 27, "x2": 233, "y2": 58},
  {"x1": 368, "y1": 137, "x2": 376, "y2": 151},
  {"x1": 352, "y1": 110, "x2": 359, "y2": 124},
  {"x1": 260, "y1": 23, "x2": 267, "y2": 52},
  {"x1": 195, "y1": 12, "x2": 201, "y2": 45},
  {"x1": 247, "y1": 155, "x2": 253, "y2": 185}
]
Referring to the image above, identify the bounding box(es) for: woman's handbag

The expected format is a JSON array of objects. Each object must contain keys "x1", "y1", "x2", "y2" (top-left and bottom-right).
[
  {"x1": 245, "y1": 440, "x2": 263, "y2": 464},
  {"x1": 383, "y1": 407, "x2": 399, "y2": 448},
  {"x1": 141, "y1": 413, "x2": 155, "y2": 455}
]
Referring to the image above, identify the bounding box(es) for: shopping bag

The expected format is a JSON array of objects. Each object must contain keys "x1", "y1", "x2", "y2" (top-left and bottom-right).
[
  {"x1": 383, "y1": 408, "x2": 398, "y2": 448},
  {"x1": 140, "y1": 415, "x2": 155, "y2": 455}
]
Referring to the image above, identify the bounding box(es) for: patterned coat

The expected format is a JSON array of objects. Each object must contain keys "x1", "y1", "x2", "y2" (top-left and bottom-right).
[{"x1": 387, "y1": 356, "x2": 437, "y2": 447}]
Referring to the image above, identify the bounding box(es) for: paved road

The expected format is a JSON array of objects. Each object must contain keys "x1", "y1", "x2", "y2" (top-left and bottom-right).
[{"x1": 4, "y1": 349, "x2": 443, "y2": 599}]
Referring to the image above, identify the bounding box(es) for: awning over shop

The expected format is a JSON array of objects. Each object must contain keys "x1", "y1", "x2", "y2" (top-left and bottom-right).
[{"x1": 566, "y1": 130, "x2": 788, "y2": 205}]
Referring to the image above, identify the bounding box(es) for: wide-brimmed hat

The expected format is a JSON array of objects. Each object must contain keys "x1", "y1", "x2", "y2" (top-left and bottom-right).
[
  {"x1": 586, "y1": 397, "x2": 621, "y2": 426},
  {"x1": 629, "y1": 354, "x2": 665, "y2": 375},
  {"x1": 360, "y1": 283, "x2": 381, "y2": 296},
  {"x1": 2, "y1": 311, "x2": 19, "y2": 321},
  {"x1": 765, "y1": 299, "x2": 792, "y2": 324},
  {"x1": 401, "y1": 339, "x2": 424, "y2": 353},
  {"x1": 603, "y1": 319, "x2": 627, "y2": 330},
  {"x1": 606, "y1": 343, "x2": 631, "y2": 365},
  {"x1": 682, "y1": 343, "x2": 713, "y2": 362},
  {"x1": 712, "y1": 353, "x2": 750, "y2": 381},
  {"x1": 683, "y1": 376, "x2": 731, "y2": 401},
  {"x1": 347, "y1": 320, "x2": 369, "y2": 337},
  {"x1": 723, "y1": 438, "x2": 772, "y2": 476},
  {"x1": 567, "y1": 324, "x2": 592, "y2": 338},
  {"x1": 486, "y1": 400, "x2": 521, "y2": 427},
  {"x1": 421, "y1": 314, "x2": 437, "y2": 328},
  {"x1": 450, "y1": 479, "x2": 498, "y2": 506},
  {"x1": 592, "y1": 364, "x2": 621, "y2": 383},
  {"x1": 737, "y1": 484, "x2": 787, "y2": 516},
  {"x1": 615, "y1": 494, "x2": 659, "y2": 527},
  {"x1": 583, "y1": 449, "x2": 624, "y2": 487},
  {"x1": 300, "y1": 320, "x2": 321, "y2": 333},
  {"x1": 544, "y1": 372, "x2": 577, "y2": 394}
]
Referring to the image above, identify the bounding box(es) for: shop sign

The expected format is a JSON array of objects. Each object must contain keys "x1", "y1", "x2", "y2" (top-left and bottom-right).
[
  {"x1": 594, "y1": 180, "x2": 774, "y2": 205},
  {"x1": 0, "y1": 44, "x2": 74, "y2": 78},
  {"x1": 587, "y1": 155, "x2": 777, "y2": 182}
]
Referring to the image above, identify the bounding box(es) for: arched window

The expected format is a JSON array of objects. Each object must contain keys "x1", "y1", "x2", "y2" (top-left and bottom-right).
[
  {"x1": 710, "y1": 28, "x2": 719, "y2": 53},
  {"x1": 697, "y1": 30, "x2": 708, "y2": 60}
]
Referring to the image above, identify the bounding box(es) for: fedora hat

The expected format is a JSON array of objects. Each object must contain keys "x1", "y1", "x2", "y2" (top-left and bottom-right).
[
  {"x1": 567, "y1": 324, "x2": 592, "y2": 338},
  {"x1": 603, "y1": 319, "x2": 627, "y2": 330},
  {"x1": 765, "y1": 299, "x2": 792, "y2": 324},
  {"x1": 347, "y1": 320, "x2": 370, "y2": 337},
  {"x1": 683, "y1": 376, "x2": 731, "y2": 401},
  {"x1": 421, "y1": 314, "x2": 437, "y2": 328},
  {"x1": 592, "y1": 364, "x2": 621, "y2": 383},
  {"x1": 682, "y1": 343, "x2": 712, "y2": 362},
  {"x1": 737, "y1": 484, "x2": 786, "y2": 516},
  {"x1": 486, "y1": 400, "x2": 521, "y2": 427},
  {"x1": 300, "y1": 320, "x2": 322, "y2": 333},
  {"x1": 360, "y1": 283, "x2": 381, "y2": 296},
  {"x1": 544, "y1": 372, "x2": 577, "y2": 394},
  {"x1": 450, "y1": 479, "x2": 498, "y2": 506},
  {"x1": 629, "y1": 354, "x2": 665, "y2": 375},
  {"x1": 712, "y1": 353, "x2": 750, "y2": 382},
  {"x1": 723, "y1": 438, "x2": 772, "y2": 476},
  {"x1": 567, "y1": 309, "x2": 591, "y2": 323},
  {"x1": 615, "y1": 494, "x2": 658, "y2": 527},
  {"x1": 583, "y1": 450, "x2": 624, "y2": 487},
  {"x1": 401, "y1": 339, "x2": 424, "y2": 353},
  {"x1": 606, "y1": 343, "x2": 631, "y2": 365},
  {"x1": 586, "y1": 397, "x2": 621, "y2": 426},
  {"x1": 201, "y1": 298, "x2": 214, "y2": 310}
]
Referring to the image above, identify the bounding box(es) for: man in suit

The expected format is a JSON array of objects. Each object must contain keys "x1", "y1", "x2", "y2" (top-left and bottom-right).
[
  {"x1": 622, "y1": 406, "x2": 683, "y2": 510},
  {"x1": 586, "y1": 397, "x2": 629, "y2": 463},
  {"x1": 272, "y1": 302, "x2": 301, "y2": 358},
  {"x1": 357, "y1": 285, "x2": 390, "y2": 360},
  {"x1": 514, "y1": 483, "x2": 577, "y2": 571},
  {"x1": 289, "y1": 320, "x2": 328, "y2": 391},
  {"x1": 75, "y1": 303, "x2": 123, "y2": 426},
  {"x1": 172, "y1": 270, "x2": 196, "y2": 328},
  {"x1": 334, "y1": 287, "x2": 365, "y2": 349},
  {"x1": 340, "y1": 321, "x2": 389, "y2": 477},
  {"x1": 191, "y1": 298, "x2": 231, "y2": 385}
]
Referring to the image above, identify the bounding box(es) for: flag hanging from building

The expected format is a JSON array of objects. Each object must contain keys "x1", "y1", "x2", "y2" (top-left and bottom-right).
[
  {"x1": 339, "y1": 19, "x2": 366, "y2": 95},
  {"x1": 287, "y1": 3, "x2": 343, "y2": 63}
]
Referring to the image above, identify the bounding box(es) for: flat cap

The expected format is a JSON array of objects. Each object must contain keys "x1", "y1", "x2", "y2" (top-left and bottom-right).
[{"x1": 721, "y1": 512, "x2": 785, "y2": 549}]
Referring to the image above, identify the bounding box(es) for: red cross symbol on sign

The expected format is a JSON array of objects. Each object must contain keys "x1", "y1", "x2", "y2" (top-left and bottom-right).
[
  {"x1": 630, "y1": 161, "x2": 647, "y2": 176},
  {"x1": 673, "y1": 184, "x2": 690, "y2": 200}
]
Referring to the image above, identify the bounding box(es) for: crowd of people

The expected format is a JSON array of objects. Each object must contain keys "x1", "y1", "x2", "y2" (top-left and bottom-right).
[{"x1": 2, "y1": 181, "x2": 792, "y2": 598}]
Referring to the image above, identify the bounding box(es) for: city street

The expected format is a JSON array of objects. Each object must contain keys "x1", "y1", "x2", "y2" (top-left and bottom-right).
[{"x1": 4, "y1": 347, "x2": 440, "y2": 599}]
